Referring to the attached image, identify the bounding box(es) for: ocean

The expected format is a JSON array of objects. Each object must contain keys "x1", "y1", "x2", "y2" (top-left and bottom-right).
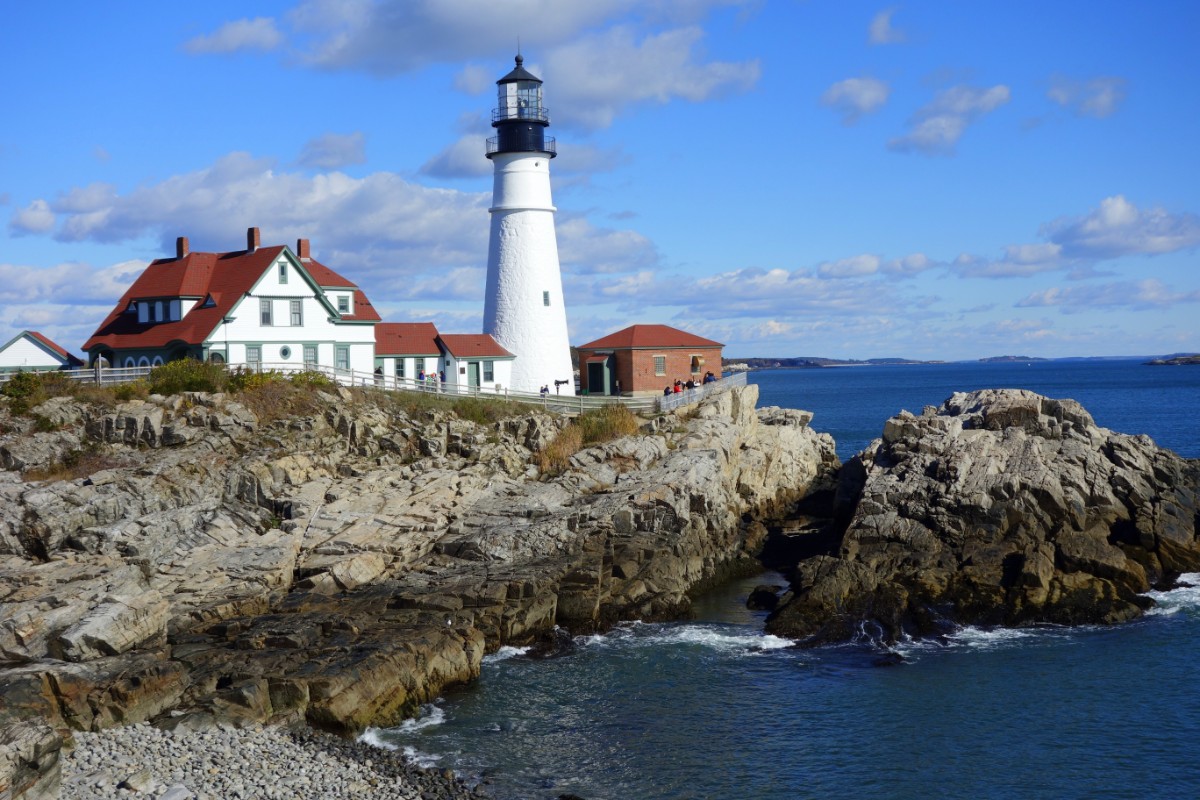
[{"x1": 372, "y1": 358, "x2": 1200, "y2": 799}]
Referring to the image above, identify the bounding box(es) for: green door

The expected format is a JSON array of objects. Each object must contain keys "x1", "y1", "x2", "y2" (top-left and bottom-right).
[{"x1": 468, "y1": 362, "x2": 480, "y2": 389}]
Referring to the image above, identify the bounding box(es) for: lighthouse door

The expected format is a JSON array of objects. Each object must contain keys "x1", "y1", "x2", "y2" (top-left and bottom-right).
[{"x1": 468, "y1": 362, "x2": 480, "y2": 389}]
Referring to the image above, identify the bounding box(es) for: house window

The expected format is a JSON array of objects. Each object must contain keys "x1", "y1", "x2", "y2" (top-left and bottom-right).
[
  {"x1": 154, "y1": 301, "x2": 164, "y2": 322},
  {"x1": 395, "y1": 358, "x2": 406, "y2": 379},
  {"x1": 260, "y1": 299, "x2": 273, "y2": 326},
  {"x1": 290, "y1": 300, "x2": 302, "y2": 326},
  {"x1": 483, "y1": 361, "x2": 494, "y2": 382},
  {"x1": 337, "y1": 296, "x2": 350, "y2": 314},
  {"x1": 335, "y1": 346, "x2": 349, "y2": 371},
  {"x1": 303, "y1": 345, "x2": 317, "y2": 367},
  {"x1": 279, "y1": 262, "x2": 288, "y2": 284},
  {"x1": 543, "y1": 291, "x2": 550, "y2": 307},
  {"x1": 208, "y1": 351, "x2": 226, "y2": 364},
  {"x1": 138, "y1": 303, "x2": 149, "y2": 323},
  {"x1": 280, "y1": 346, "x2": 292, "y2": 360},
  {"x1": 247, "y1": 345, "x2": 261, "y2": 368},
  {"x1": 169, "y1": 299, "x2": 181, "y2": 321},
  {"x1": 654, "y1": 356, "x2": 666, "y2": 376}
]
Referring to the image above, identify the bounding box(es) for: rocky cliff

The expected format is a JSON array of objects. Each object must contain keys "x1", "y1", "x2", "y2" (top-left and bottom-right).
[
  {"x1": 767, "y1": 389, "x2": 1200, "y2": 644},
  {"x1": 0, "y1": 384, "x2": 837, "y2": 742}
]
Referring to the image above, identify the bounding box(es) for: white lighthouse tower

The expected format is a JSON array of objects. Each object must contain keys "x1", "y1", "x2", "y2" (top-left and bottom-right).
[{"x1": 483, "y1": 55, "x2": 575, "y2": 396}]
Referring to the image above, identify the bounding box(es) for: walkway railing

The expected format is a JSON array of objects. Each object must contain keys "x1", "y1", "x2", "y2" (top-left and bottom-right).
[
  {"x1": 0, "y1": 361, "x2": 745, "y2": 417},
  {"x1": 657, "y1": 370, "x2": 747, "y2": 412}
]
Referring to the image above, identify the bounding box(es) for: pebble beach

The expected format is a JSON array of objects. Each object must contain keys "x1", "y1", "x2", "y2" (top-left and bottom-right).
[{"x1": 60, "y1": 722, "x2": 490, "y2": 800}]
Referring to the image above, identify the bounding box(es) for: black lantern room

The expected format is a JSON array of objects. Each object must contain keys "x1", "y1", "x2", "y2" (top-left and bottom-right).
[{"x1": 487, "y1": 55, "x2": 556, "y2": 159}]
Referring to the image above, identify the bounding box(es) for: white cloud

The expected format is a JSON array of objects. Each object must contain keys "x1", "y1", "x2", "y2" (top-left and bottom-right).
[
  {"x1": 818, "y1": 254, "x2": 880, "y2": 279},
  {"x1": 9, "y1": 199, "x2": 55, "y2": 235},
  {"x1": 543, "y1": 25, "x2": 760, "y2": 129},
  {"x1": 183, "y1": 17, "x2": 283, "y2": 55},
  {"x1": 821, "y1": 77, "x2": 890, "y2": 124},
  {"x1": 1047, "y1": 75, "x2": 1127, "y2": 118},
  {"x1": 14, "y1": 151, "x2": 663, "y2": 319},
  {"x1": 869, "y1": 7, "x2": 906, "y2": 45},
  {"x1": 1041, "y1": 195, "x2": 1200, "y2": 259},
  {"x1": 420, "y1": 135, "x2": 492, "y2": 179},
  {"x1": 889, "y1": 85, "x2": 1011, "y2": 155},
  {"x1": 953, "y1": 243, "x2": 1066, "y2": 278},
  {"x1": 556, "y1": 215, "x2": 658, "y2": 274},
  {"x1": 287, "y1": 0, "x2": 753, "y2": 74},
  {"x1": 297, "y1": 132, "x2": 367, "y2": 169},
  {"x1": 0, "y1": 259, "x2": 145, "y2": 305},
  {"x1": 881, "y1": 252, "x2": 935, "y2": 276},
  {"x1": 1017, "y1": 279, "x2": 1200, "y2": 313}
]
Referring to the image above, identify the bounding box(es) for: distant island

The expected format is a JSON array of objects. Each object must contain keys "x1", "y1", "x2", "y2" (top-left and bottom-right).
[
  {"x1": 1145, "y1": 354, "x2": 1200, "y2": 366},
  {"x1": 723, "y1": 356, "x2": 942, "y2": 370},
  {"x1": 978, "y1": 355, "x2": 1048, "y2": 363}
]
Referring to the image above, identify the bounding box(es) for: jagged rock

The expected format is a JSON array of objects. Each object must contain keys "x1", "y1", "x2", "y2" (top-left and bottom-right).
[
  {"x1": 767, "y1": 389, "x2": 1200, "y2": 644},
  {"x1": 0, "y1": 721, "x2": 62, "y2": 800},
  {"x1": 0, "y1": 384, "x2": 837, "y2": 737}
]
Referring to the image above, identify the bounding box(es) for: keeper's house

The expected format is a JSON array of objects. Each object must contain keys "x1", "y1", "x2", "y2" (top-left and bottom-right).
[
  {"x1": 0, "y1": 330, "x2": 84, "y2": 374},
  {"x1": 575, "y1": 324, "x2": 723, "y2": 396},
  {"x1": 375, "y1": 323, "x2": 514, "y2": 393},
  {"x1": 83, "y1": 228, "x2": 379, "y2": 372}
]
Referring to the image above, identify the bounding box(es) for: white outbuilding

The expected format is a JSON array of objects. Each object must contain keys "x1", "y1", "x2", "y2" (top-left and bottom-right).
[{"x1": 0, "y1": 330, "x2": 84, "y2": 374}]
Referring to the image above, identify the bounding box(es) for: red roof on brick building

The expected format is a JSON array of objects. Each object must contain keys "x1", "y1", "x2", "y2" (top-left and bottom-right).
[
  {"x1": 577, "y1": 324, "x2": 722, "y2": 351},
  {"x1": 375, "y1": 323, "x2": 441, "y2": 355},
  {"x1": 436, "y1": 334, "x2": 514, "y2": 359}
]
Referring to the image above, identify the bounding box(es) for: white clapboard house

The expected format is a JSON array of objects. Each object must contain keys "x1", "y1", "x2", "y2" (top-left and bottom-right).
[
  {"x1": 84, "y1": 228, "x2": 380, "y2": 372},
  {"x1": 0, "y1": 330, "x2": 84, "y2": 374}
]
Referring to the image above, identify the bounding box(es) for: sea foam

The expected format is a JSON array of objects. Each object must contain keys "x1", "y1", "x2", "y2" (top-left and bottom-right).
[{"x1": 1143, "y1": 573, "x2": 1200, "y2": 616}]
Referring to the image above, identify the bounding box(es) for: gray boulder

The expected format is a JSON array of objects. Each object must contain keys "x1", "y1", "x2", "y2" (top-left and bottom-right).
[{"x1": 768, "y1": 389, "x2": 1200, "y2": 643}]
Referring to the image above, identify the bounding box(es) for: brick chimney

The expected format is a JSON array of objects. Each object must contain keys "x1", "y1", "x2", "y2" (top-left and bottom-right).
[
  {"x1": 247, "y1": 226, "x2": 260, "y2": 252},
  {"x1": 296, "y1": 238, "x2": 311, "y2": 261},
  {"x1": 176, "y1": 236, "x2": 189, "y2": 258}
]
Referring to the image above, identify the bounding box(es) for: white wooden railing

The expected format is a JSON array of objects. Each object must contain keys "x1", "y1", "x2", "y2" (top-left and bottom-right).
[{"x1": 0, "y1": 361, "x2": 745, "y2": 417}]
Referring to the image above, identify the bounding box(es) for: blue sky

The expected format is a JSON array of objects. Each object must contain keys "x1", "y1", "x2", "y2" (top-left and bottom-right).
[{"x1": 3, "y1": 1, "x2": 1198, "y2": 360}]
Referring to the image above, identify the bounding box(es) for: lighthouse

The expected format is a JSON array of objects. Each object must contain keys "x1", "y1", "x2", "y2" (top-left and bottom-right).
[{"x1": 483, "y1": 55, "x2": 575, "y2": 396}]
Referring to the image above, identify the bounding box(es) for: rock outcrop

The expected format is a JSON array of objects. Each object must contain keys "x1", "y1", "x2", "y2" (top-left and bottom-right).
[
  {"x1": 767, "y1": 389, "x2": 1200, "y2": 643},
  {"x1": 0, "y1": 384, "x2": 837, "y2": 736}
]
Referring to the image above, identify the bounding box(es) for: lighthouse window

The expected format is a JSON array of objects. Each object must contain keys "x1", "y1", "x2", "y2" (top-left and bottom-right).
[{"x1": 543, "y1": 291, "x2": 550, "y2": 307}]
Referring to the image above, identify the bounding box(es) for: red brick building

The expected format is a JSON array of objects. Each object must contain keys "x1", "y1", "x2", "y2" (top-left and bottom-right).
[{"x1": 576, "y1": 324, "x2": 723, "y2": 396}]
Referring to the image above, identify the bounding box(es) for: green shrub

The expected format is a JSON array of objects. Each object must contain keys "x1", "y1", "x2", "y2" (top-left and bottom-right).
[
  {"x1": 147, "y1": 359, "x2": 229, "y2": 395},
  {"x1": 289, "y1": 370, "x2": 334, "y2": 390}
]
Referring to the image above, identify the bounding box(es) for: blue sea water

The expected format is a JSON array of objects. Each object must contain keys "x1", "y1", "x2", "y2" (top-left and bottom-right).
[{"x1": 373, "y1": 360, "x2": 1200, "y2": 799}]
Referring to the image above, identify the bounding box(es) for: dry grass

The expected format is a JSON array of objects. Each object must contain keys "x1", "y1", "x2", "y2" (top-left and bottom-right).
[
  {"x1": 22, "y1": 446, "x2": 129, "y2": 483},
  {"x1": 537, "y1": 403, "x2": 642, "y2": 475}
]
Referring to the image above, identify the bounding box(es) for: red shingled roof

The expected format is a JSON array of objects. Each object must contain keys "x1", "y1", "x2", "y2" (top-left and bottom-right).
[
  {"x1": 375, "y1": 322, "x2": 441, "y2": 355},
  {"x1": 27, "y1": 331, "x2": 82, "y2": 364},
  {"x1": 577, "y1": 324, "x2": 723, "y2": 351},
  {"x1": 436, "y1": 334, "x2": 514, "y2": 359},
  {"x1": 83, "y1": 244, "x2": 378, "y2": 352}
]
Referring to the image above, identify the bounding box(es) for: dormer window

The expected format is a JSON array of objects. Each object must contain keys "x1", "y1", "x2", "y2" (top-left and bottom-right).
[
  {"x1": 125, "y1": 300, "x2": 136, "y2": 314},
  {"x1": 337, "y1": 295, "x2": 350, "y2": 315}
]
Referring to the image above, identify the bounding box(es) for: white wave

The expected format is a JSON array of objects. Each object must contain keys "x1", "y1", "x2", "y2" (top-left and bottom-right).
[
  {"x1": 580, "y1": 621, "x2": 791, "y2": 655},
  {"x1": 401, "y1": 746, "x2": 443, "y2": 769},
  {"x1": 394, "y1": 703, "x2": 446, "y2": 733},
  {"x1": 655, "y1": 625, "x2": 794, "y2": 653},
  {"x1": 483, "y1": 645, "x2": 530, "y2": 664},
  {"x1": 358, "y1": 728, "x2": 398, "y2": 751},
  {"x1": 1143, "y1": 573, "x2": 1200, "y2": 616},
  {"x1": 894, "y1": 625, "x2": 1042, "y2": 658}
]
